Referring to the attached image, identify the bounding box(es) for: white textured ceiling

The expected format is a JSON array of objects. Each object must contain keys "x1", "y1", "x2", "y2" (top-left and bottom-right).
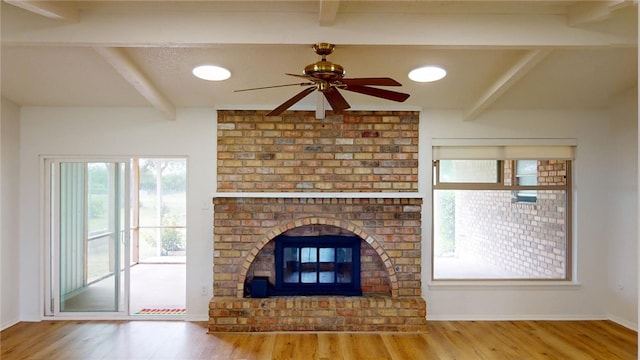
[{"x1": 1, "y1": 0, "x2": 637, "y2": 121}]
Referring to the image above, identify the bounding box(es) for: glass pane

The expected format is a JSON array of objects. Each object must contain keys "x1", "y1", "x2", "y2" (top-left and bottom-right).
[
  {"x1": 433, "y1": 190, "x2": 456, "y2": 257},
  {"x1": 319, "y1": 271, "x2": 335, "y2": 283},
  {"x1": 300, "y1": 247, "x2": 317, "y2": 283},
  {"x1": 516, "y1": 160, "x2": 538, "y2": 187},
  {"x1": 516, "y1": 160, "x2": 537, "y2": 175},
  {"x1": 88, "y1": 163, "x2": 110, "y2": 235},
  {"x1": 337, "y1": 248, "x2": 352, "y2": 283},
  {"x1": 518, "y1": 175, "x2": 537, "y2": 186},
  {"x1": 433, "y1": 189, "x2": 567, "y2": 280},
  {"x1": 59, "y1": 162, "x2": 122, "y2": 312},
  {"x1": 337, "y1": 248, "x2": 352, "y2": 263},
  {"x1": 87, "y1": 235, "x2": 110, "y2": 283},
  {"x1": 87, "y1": 163, "x2": 112, "y2": 284},
  {"x1": 319, "y1": 248, "x2": 334, "y2": 262},
  {"x1": 283, "y1": 247, "x2": 299, "y2": 283},
  {"x1": 301, "y1": 247, "x2": 317, "y2": 263},
  {"x1": 319, "y1": 248, "x2": 335, "y2": 283},
  {"x1": 439, "y1": 160, "x2": 499, "y2": 183}
]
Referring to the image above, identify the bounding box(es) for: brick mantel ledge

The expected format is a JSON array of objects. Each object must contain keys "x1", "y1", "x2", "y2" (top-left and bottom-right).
[{"x1": 213, "y1": 192, "x2": 423, "y2": 199}]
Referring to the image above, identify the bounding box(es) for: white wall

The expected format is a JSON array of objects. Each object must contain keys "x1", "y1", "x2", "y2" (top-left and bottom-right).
[
  {"x1": 606, "y1": 88, "x2": 639, "y2": 330},
  {"x1": 19, "y1": 107, "x2": 216, "y2": 321},
  {"x1": 16, "y1": 105, "x2": 639, "y2": 328},
  {"x1": 421, "y1": 109, "x2": 636, "y2": 327},
  {"x1": 1, "y1": 97, "x2": 21, "y2": 329}
]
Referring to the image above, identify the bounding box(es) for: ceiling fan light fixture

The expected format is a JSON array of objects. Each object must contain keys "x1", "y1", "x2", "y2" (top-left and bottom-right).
[
  {"x1": 192, "y1": 65, "x2": 231, "y2": 81},
  {"x1": 408, "y1": 66, "x2": 447, "y2": 82}
]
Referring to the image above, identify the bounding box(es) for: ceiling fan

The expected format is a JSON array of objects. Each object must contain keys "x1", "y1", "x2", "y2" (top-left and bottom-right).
[{"x1": 235, "y1": 43, "x2": 410, "y2": 116}]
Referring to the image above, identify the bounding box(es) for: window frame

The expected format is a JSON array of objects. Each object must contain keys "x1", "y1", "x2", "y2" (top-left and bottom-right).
[{"x1": 432, "y1": 158, "x2": 573, "y2": 281}]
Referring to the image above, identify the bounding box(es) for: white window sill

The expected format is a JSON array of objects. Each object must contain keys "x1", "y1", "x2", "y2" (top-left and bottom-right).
[{"x1": 427, "y1": 280, "x2": 582, "y2": 291}]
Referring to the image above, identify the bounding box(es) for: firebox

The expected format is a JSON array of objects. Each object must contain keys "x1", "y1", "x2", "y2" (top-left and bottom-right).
[{"x1": 272, "y1": 234, "x2": 362, "y2": 296}]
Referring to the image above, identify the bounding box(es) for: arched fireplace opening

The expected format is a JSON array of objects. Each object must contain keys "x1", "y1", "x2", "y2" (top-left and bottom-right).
[{"x1": 243, "y1": 224, "x2": 391, "y2": 298}]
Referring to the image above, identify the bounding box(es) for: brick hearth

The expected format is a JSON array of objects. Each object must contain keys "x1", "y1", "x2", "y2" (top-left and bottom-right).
[{"x1": 209, "y1": 295, "x2": 426, "y2": 332}]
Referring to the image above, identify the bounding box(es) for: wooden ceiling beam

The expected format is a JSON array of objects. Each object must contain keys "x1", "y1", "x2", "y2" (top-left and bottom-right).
[
  {"x1": 318, "y1": 0, "x2": 340, "y2": 26},
  {"x1": 567, "y1": 0, "x2": 636, "y2": 26},
  {"x1": 463, "y1": 49, "x2": 551, "y2": 122},
  {"x1": 4, "y1": 0, "x2": 79, "y2": 22},
  {"x1": 94, "y1": 47, "x2": 176, "y2": 121}
]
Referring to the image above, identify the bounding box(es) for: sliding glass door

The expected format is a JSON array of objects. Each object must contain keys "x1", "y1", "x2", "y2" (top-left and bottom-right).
[{"x1": 46, "y1": 159, "x2": 130, "y2": 314}]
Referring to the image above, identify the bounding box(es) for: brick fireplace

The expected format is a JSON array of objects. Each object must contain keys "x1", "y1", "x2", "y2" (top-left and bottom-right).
[{"x1": 209, "y1": 110, "x2": 426, "y2": 332}]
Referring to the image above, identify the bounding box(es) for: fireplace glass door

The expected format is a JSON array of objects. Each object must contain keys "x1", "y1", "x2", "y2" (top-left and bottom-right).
[{"x1": 275, "y1": 235, "x2": 361, "y2": 296}]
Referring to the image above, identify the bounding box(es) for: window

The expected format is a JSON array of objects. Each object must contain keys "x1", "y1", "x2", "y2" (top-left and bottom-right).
[
  {"x1": 438, "y1": 160, "x2": 501, "y2": 183},
  {"x1": 432, "y1": 147, "x2": 573, "y2": 281},
  {"x1": 515, "y1": 160, "x2": 537, "y2": 203}
]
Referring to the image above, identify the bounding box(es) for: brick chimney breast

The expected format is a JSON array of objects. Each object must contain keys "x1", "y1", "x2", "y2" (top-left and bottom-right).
[{"x1": 210, "y1": 110, "x2": 426, "y2": 332}]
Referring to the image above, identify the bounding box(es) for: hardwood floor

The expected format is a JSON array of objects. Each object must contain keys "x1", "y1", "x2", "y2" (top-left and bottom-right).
[{"x1": 1, "y1": 320, "x2": 636, "y2": 359}]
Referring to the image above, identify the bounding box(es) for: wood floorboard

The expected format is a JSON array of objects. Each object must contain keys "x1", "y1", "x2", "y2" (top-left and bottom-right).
[
  {"x1": 487, "y1": 321, "x2": 551, "y2": 359},
  {"x1": 316, "y1": 333, "x2": 341, "y2": 360},
  {"x1": 461, "y1": 321, "x2": 521, "y2": 359},
  {"x1": 0, "y1": 320, "x2": 636, "y2": 360},
  {"x1": 381, "y1": 333, "x2": 436, "y2": 359}
]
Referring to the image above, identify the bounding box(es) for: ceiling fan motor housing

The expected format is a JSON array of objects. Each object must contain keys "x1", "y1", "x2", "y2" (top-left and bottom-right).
[{"x1": 304, "y1": 61, "x2": 345, "y2": 82}]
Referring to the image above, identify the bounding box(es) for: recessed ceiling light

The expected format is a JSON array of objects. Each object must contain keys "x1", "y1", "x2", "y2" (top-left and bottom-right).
[
  {"x1": 192, "y1": 65, "x2": 231, "y2": 81},
  {"x1": 408, "y1": 66, "x2": 447, "y2": 83}
]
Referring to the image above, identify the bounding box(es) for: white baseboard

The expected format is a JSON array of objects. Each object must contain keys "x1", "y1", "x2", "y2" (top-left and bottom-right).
[
  {"x1": 1, "y1": 318, "x2": 20, "y2": 331},
  {"x1": 608, "y1": 314, "x2": 638, "y2": 331},
  {"x1": 185, "y1": 314, "x2": 208, "y2": 322},
  {"x1": 426, "y1": 314, "x2": 608, "y2": 321}
]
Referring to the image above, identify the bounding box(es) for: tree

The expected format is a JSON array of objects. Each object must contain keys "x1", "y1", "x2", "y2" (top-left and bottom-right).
[{"x1": 138, "y1": 159, "x2": 186, "y2": 256}]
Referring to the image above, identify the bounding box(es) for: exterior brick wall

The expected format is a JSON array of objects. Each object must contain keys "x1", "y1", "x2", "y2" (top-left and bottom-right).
[
  {"x1": 216, "y1": 110, "x2": 419, "y2": 192},
  {"x1": 455, "y1": 161, "x2": 568, "y2": 278}
]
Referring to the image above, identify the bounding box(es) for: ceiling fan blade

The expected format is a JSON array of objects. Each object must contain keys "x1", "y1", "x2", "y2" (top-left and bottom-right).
[
  {"x1": 341, "y1": 77, "x2": 402, "y2": 86},
  {"x1": 286, "y1": 73, "x2": 317, "y2": 81},
  {"x1": 234, "y1": 82, "x2": 313, "y2": 92},
  {"x1": 343, "y1": 85, "x2": 410, "y2": 102},
  {"x1": 323, "y1": 87, "x2": 351, "y2": 112},
  {"x1": 266, "y1": 86, "x2": 316, "y2": 116}
]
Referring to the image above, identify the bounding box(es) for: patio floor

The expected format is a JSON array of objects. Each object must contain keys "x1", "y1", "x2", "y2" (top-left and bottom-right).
[
  {"x1": 61, "y1": 261, "x2": 186, "y2": 315},
  {"x1": 130, "y1": 262, "x2": 186, "y2": 313},
  {"x1": 434, "y1": 256, "x2": 523, "y2": 279}
]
